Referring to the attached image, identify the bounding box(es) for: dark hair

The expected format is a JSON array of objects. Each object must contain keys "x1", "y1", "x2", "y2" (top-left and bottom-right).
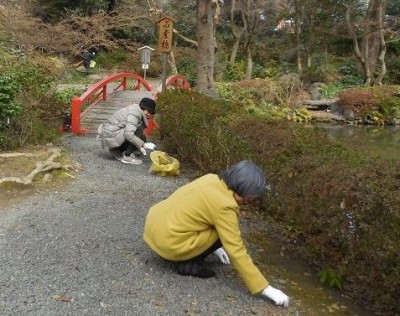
[
  {"x1": 219, "y1": 160, "x2": 267, "y2": 197},
  {"x1": 139, "y1": 97, "x2": 156, "y2": 114}
]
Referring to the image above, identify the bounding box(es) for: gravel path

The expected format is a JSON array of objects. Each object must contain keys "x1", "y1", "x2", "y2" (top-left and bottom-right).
[{"x1": 0, "y1": 134, "x2": 290, "y2": 316}]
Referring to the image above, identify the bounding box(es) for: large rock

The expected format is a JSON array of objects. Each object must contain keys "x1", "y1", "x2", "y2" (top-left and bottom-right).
[{"x1": 306, "y1": 82, "x2": 326, "y2": 100}]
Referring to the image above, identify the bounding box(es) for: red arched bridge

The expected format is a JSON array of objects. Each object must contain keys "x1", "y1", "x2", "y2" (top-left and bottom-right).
[{"x1": 65, "y1": 73, "x2": 191, "y2": 136}]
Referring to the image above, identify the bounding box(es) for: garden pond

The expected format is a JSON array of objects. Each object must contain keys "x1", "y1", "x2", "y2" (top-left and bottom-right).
[{"x1": 247, "y1": 124, "x2": 400, "y2": 315}]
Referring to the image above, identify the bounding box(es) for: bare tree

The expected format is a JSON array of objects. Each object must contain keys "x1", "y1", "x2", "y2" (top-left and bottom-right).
[
  {"x1": 229, "y1": 0, "x2": 283, "y2": 79},
  {"x1": 0, "y1": 2, "x2": 152, "y2": 60},
  {"x1": 345, "y1": 0, "x2": 388, "y2": 85}
]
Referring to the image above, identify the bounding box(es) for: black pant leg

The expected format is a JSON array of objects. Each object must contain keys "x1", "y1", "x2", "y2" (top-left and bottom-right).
[
  {"x1": 124, "y1": 125, "x2": 147, "y2": 156},
  {"x1": 191, "y1": 239, "x2": 222, "y2": 262}
]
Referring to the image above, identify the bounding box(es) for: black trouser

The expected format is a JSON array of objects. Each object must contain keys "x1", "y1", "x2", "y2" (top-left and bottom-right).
[
  {"x1": 174, "y1": 239, "x2": 222, "y2": 277},
  {"x1": 112, "y1": 125, "x2": 146, "y2": 156},
  {"x1": 185, "y1": 239, "x2": 222, "y2": 262},
  {"x1": 83, "y1": 61, "x2": 90, "y2": 74}
]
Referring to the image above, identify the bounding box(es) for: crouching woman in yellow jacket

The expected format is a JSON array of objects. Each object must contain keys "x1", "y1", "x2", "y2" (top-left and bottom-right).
[{"x1": 143, "y1": 160, "x2": 289, "y2": 307}]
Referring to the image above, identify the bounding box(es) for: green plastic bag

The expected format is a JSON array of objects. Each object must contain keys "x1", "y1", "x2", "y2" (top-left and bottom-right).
[{"x1": 149, "y1": 151, "x2": 180, "y2": 177}]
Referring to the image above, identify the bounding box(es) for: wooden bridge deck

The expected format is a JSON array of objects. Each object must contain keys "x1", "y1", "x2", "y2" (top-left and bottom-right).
[{"x1": 80, "y1": 90, "x2": 155, "y2": 132}]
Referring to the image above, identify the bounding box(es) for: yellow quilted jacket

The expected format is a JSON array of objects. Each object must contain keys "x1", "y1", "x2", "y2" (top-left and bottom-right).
[{"x1": 143, "y1": 174, "x2": 269, "y2": 294}]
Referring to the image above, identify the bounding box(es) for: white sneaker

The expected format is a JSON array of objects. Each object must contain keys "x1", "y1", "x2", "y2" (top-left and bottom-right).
[{"x1": 121, "y1": 155, "x2": 143, "y2": 165}]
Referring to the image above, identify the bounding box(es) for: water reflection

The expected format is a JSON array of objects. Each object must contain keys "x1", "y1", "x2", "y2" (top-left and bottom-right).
[
  {"x1": 245, "y1": 232, "x2": 377, "y2": 316},
  {"x1": 315, "y1": 124, "x2": 400, "y2": 160}
]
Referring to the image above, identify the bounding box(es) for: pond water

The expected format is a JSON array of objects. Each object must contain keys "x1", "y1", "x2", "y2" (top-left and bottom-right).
[
  {"x1": 245, "y1": 124, "x2": 400, "y2": 315},
  {"x1": 246, "y1": 232, "x2": 377, "y2": 316},
  {"x1": 316, "y1": 123, "x2": 400, "y2": 160}
]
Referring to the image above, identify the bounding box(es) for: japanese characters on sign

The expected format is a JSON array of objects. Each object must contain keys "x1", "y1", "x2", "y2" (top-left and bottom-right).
[{"x1": 158, "y1": 17, "x2": 174, "y2": 53}]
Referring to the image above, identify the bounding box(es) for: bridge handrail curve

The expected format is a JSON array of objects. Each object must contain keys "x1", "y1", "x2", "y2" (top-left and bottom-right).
[
  {"x1": 70, "y1": 72, "x2": 153, "y2": 134},
  {"x1": 164, "y1": 74, "x2": 192, "y2": 91}
]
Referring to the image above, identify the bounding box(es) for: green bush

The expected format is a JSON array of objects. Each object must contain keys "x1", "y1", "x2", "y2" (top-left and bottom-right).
[
  {"x1": 0, "y1": 74, "x2": 21, "y2": 148},
  {"x1": 1, "y1": 63, "x2": 64, "y2": 149},
  {"x1": 52, "y1": 87, "x2": 85, "y2": 111},
  {"x1": 156, "y1": 90, "x2": 250, "y2": 172},
  {"x1": 176, "y1": 56, "x2": 197, "y2": 87},
  {"x1": 301, "y1": 63, "x2": 340, "y2": 84},
  {"x1": 339, "y1": 85, "x2": 400, "y2": 122},
  {"x1": 320, "y1": 82, "x2": 345, "y2": 98},
  {"x1": 215, "y1": 77, "x2": 305, "y2": 117},
  {"x1": 384, "y1": 51, "x2": 400, "y2": 84},
  {"x1": 222, "y1": 61, "x2": 246, "y2": 81},
  {"x1": 95, "y1": 50, "x2": 129, "y2": 69},
  {"x1": 157, "y1": 92, "x2": 400, "y2": 315}
]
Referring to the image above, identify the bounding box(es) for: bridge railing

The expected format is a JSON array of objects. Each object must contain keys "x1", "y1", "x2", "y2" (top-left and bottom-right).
[
  {"x1": 70, "y1": 73, "x2": 153, "y2": 134},
  {"x1": 162, "y1": 75, "x2": 192, "y2": 92},
  {"x1": 67, "y1": 72, "x2": 192, "y2": 135}
]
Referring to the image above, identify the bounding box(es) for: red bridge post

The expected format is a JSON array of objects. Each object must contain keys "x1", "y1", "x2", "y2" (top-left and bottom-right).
[{"x1": 71, "y1": 96, "x2": 81, "y2": 134}]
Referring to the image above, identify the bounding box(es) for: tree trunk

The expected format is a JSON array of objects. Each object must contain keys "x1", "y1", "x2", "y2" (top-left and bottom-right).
[
  {"x1": 307, "y1": 51, "x2": 312, "y2": 68},
  {"x1": 294, "y1": 0, "x2": 302, "y2": 72},
  {"x1": 230, "y1": 39, "x2": 241, "y2": 63},
  {"x1": 346, "y1": 0, "x2": 387, "y2": 86},
  {"x1": 169, "y1": 50, "x2": 178, "y2": 74},
  {"x1": 196, "y1": 0, "x2": 217, "y2": 97},
  {"x1": 245, "y1": 45, "x2": 252, "y2": 80},
  {"x1": 375, "y1": 0, "x2": 387, "y2": 84},
  {"x1": 243, "y1": 1, "x2": 258, "y2": 80},
  {"x1": 229, "y1": 0, "x2": 243, "y2": 63}
]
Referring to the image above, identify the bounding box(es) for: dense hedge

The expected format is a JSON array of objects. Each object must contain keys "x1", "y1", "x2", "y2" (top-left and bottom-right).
[
  {"x1": 339, "y1": 85, "x2": 400, "y2": 123},
  {"x1": 156, "y1": 90, "x2": 400, "y2": 315},
  {"x1": 0, "y1": 60, "x2": 68, "y2": 150}
]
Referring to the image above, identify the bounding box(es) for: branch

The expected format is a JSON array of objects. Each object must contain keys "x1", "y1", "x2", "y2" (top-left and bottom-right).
[
  {"x1": 345, "y1": 3, "x2": 363, "y2": 61},
  {"x1": 173, "y1": 28, "x2": 198, "y2": 47},
  {"x1": 0, "y1": 148, "x2": 81, "y2": 185}
]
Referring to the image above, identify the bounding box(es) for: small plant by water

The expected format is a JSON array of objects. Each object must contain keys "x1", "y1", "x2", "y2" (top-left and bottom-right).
[{"x1": 318, "y1": 268, "x2": 343, "y2": 290}]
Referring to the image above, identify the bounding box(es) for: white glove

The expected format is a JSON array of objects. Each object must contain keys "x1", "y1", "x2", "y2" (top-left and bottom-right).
[
  {"x1": 140, "y1": 142, "x2": 156, "y2": 156},
  {"x1": 143, "y1": 142, "x2": 156, "y2": 150},
  {"x1": 140, "y1": 147, "x2": 147, "y2": 156},
  {"x1": 213, "y1": 247, "x2": 230, "y2": 264},
  {"x1": 261, "y1": 285, "x2": 289, "y2": 307}
]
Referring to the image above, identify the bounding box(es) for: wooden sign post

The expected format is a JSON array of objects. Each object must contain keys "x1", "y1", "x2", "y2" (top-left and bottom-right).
[{"x1": 156, "y1": 16, "x2": 176, "y2": 92}]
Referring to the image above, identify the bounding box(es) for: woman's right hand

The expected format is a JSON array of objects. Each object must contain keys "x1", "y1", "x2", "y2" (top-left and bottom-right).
[{"x1": 261, "y1": 285, "x2": 289, "y2": 307}]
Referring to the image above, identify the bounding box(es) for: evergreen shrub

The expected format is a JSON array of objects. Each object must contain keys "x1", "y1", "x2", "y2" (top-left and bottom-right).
[
  {"x1": 339, "y1": 85, "x2": 400, "y2": 122},
  {"x1": 222, "y1": 61, "x2": 246, "y2": 81},
  {"x1": 215, "y1": 78, "x2": 306, "y2": 117},
  {"x1": 238, "y1": 119, "x2": 400, "y2": 314},
  {"x1": 1, "y1": 63, "x2": 64, "y2": 149},
  {"x1": 301, "y1": 63, "x2": 339, "y2": 84},
  {"x1": 156, "y1": 89, "x2": 399, "y2": 314},
  {"x1": 155, "y1": 90, "x2": 251, "y2": 172}
]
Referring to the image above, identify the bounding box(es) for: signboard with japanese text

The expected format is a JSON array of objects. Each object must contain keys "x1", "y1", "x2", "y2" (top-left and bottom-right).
[{"x1": 157, "y1": 16, "x2": 175, "y2": 53}]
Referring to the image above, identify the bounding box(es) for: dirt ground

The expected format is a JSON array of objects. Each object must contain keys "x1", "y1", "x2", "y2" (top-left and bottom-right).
[{"x1": 0, "y1": 146, "x2": 75, "y2": 209}]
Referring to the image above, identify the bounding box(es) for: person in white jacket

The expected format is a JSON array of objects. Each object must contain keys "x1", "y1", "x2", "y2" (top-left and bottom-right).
[{"x1": 97, "y1": 98, "x2": 157, "y2": 164}]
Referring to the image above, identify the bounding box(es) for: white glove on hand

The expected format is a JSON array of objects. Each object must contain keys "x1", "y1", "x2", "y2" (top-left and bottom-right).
[
  {"x1": 261, "y1": 285, "x2": 289, "y2": 307},
  {"x1": 140, "y1": 147, "x2": 147, "y2": 156},
  {"x1": 140, "y1": 142, "x2": 156, "y2": 156},
  {"x1": 213, "y1": 247, "x2": 230, "y2": 264},
  {"x1": 143, "y1": 142, "x2": 156, "y2": 150}
]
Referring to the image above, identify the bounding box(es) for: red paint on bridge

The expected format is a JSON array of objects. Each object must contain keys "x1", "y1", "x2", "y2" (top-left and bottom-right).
[{"x1": 66, "y1": 73, "x2": 191, "y2": 137}]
